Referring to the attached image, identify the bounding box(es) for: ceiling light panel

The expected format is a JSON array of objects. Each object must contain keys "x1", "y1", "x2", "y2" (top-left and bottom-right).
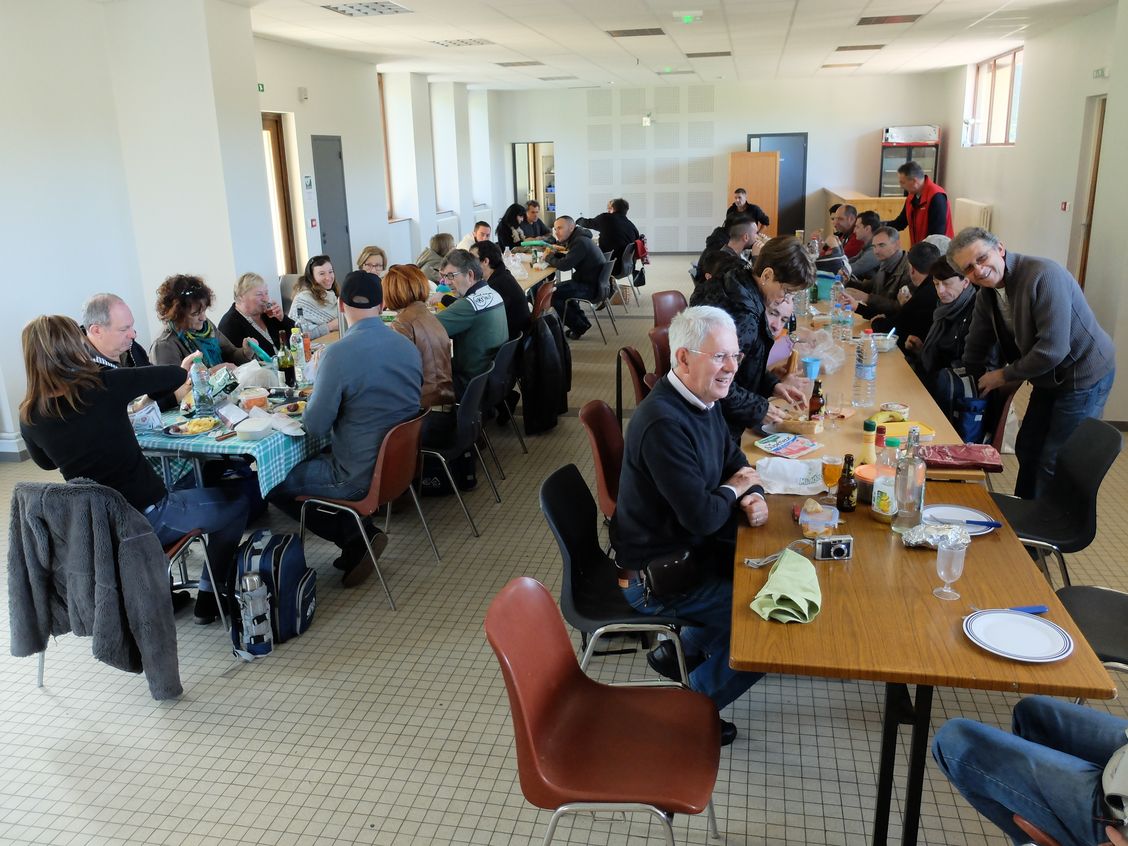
[
  {"x1": 321, "y1": 2, "x2": 412, "y2": 16},
  {"x1": 496, "y1": 60, "x2": 544, "y2": 67},
  {"x1": 686, "y1": 51, "x2": 731, "y2": 58},
  {"x1": 607, "y1": 28, "x2": 666, "y2": 37},
  {"x1": 836, "y1": 44, "x2": 885, "y2": 51},
  {"x1": 857, "y1": 15, "x2": 922, "y2": 25},
  {"x1": 430, "y1": 38, "x2": 493, "y2": 48},
  {"x1": 822, "y1": 62, "x2": 863, "y2": 68},
  {"x1": 538, "y1": 75, "x2": 578, "y2": 80}
]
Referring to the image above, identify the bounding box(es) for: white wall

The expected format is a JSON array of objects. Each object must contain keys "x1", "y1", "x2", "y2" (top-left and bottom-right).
[
  {"x1": 486, "y1": 75, "x2": 953, "y2": 252},
  {"x1": 254, "y1": 38, "x2": 394, "y2": 265}
]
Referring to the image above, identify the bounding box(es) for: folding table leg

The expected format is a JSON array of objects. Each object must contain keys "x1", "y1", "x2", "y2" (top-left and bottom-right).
[{"x1": 872, "y1": 682, "x2": 934, "y2": 846}]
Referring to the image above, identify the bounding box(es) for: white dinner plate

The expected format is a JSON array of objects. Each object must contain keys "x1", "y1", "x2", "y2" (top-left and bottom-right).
[
  {"x1": 922, "y1": 503, "x2": 997, "y2": 536},
  {"x1": 963, "y1": 609, "x2": 1074, "y2": 663}
]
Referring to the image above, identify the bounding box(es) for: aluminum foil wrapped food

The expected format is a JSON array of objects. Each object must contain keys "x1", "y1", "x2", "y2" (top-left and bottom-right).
[{"x1": 900, "y1": 522, "x2": 972, "y2": 549}]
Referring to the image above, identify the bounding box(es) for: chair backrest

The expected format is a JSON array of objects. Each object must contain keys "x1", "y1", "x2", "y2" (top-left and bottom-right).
[
  {"x1": 989, "y1": 381, "x2": 1021, "y2": 452},
  {"x1": 602, "y1": 250, "x2": 613, "y2": 262},
  {"x1": 453, "y1": 362, "x2": 495, "y2": 450},
  {"x1": 531, "y1": 282, "x2": 555, "y2": 321},
  {"x1": 539, "y1": 464, "x2": 619, "y2": 630},
  {"x1": 484, "y1": 575, "x2": 587, "y2": 809},
  {"x1": 578, "y1": 400, "x2": 624, "y2": 519},
  {"x1": 649, "y1": 325, "x2": 671, "y2": 377},
  {"x1": 618, "y1": 242, "x2": 636, "y2": 279},
  {"x1": 483, "y1": 337, "x2": 521, "y2": 411},
  {"x1": 349, "y1": 411, "x2": 427, "y2": 514},
  {"x1": 596, "y1": 258, "x2": 614, "y2": 301},
  {"x1": 1049, "y1": 417, "x2": 1122, "y2": 544},
  {"x1": 619, "y1": 346, "x2": 651, "y2": 405},
  {"x1": 652, "y1": 290, "x2": 688, "y2": 328},
  {"x1": 279, "y1": 274, "x2": 300, "y2": 315}
]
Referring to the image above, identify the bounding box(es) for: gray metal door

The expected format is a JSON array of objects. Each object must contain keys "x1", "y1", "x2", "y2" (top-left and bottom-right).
[
  {"x1": 311, "y1": 135, "x2": 352, "y2": 275},
  {"x1": 748, "y1": 133, "x2": 807, "y2": 235}
]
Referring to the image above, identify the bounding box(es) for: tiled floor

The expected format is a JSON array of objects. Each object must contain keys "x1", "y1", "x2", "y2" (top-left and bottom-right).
[{"x1": 0, "y1": 254, "x2": 1123, "y2": 846}]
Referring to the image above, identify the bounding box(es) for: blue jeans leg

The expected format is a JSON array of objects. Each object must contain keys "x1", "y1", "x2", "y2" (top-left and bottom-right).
[
  {"x1": 932, "y1": 697, "x2": 1126, "y2": 846},
  {"x1": 1014, "y1": 370, "x2": 1114, "y2": 499},
  {"x1": 551, "y1": 281, "x2": 594, "y2": 334},
  {"x1": 623, "y1": 577, "x2": 764, "y2": 712},
  {"x1": 146, "y1": 487, "x2": 250, "y2": 594},
  {"x1": 268, "y1": 455, "x2": 369, "y2": 548}
]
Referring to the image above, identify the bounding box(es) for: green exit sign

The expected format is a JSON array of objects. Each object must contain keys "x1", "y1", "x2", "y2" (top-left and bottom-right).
[{"x1": 257, "y1": 83, "x2": 265, "y2": 93}]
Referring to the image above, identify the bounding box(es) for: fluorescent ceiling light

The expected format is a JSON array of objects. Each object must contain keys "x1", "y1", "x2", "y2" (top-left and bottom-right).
[{"x1": 322, "y1": 2, "x2": 412, "y2": 16}]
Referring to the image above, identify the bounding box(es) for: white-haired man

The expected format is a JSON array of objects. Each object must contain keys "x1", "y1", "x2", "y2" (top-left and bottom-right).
[{"x1": 611, "y1": 305, "x2": 769, "y2": 746}]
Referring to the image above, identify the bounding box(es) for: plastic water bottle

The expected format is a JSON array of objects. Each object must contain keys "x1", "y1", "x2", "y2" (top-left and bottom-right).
[
  {"x1": 289, "y1": 327, "x2": 305, "y2": 384},
  {"x1": 830, "y1": 304, "x2": 845, "y2": 341},
  {"x1": 852, "y1": 329, "x2": 877, "y2": 408},
  {"x1": 189, "y1": 361, "x2": 214, "y2": 414},
  {"x1": 892, "y1": 428, "x2": 926, "y2": 534}
]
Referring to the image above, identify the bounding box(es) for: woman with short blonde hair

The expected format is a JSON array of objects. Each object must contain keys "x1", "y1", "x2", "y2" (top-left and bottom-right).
[
  {"x1": 219, "y1": 272, "x2": 296, "y2": 356},
  {"x1": 356, "y1": 245, "x2": 388, "y2": 276},
  {"x1": 414, "y1": 233, "x2": 453, "y2": 285},
  {"x1": 385, "y1": 265, "x2": 454, "y2": 408}
]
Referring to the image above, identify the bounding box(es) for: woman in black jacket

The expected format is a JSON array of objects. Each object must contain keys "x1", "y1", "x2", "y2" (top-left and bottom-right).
[
  {"x1": 496, "y1": 204, "x2": 527, "y2": 250},
  {"x1": 692, "y1": 236, "x2": 813, "y2": 439}
]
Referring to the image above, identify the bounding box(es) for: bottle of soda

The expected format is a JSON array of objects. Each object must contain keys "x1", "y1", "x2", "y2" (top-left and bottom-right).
[
  {"x1": 277, "y1": 331, "x2": 296, "y2": 387},
  {"x1": 808, "y1": 379, "x2": 825, "y2": 421},
  {"x1": 289, "y1": 327, "x2": 304, "y2": 384},
  {"x1": 836, "y1": 454, "x2": 858, "y2": 512}
]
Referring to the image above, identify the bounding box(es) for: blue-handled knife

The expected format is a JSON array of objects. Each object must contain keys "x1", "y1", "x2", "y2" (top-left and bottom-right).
[
  {"x1": 926, "y1": 517, "x2": 1003, "y2": 528},
  {"x1": 1009, "y1": 605, "x2": 1049, "y2": 615}
]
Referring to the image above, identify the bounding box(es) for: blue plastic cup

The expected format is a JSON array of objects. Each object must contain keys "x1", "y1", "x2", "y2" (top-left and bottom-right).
[{"x1": 802, "y1": 357, "x2": 821, "y2": 380}]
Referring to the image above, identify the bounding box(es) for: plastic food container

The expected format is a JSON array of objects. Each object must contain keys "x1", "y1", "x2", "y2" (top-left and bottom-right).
[
  {"x1": 235, "y1": 418, "x2": 273, "y2": 441},
  {"x1": 798, "y1": 504, "x2": 840, "y2": 538},
  {"x1": 854, "y1": 464, "x2": 876, "y2": 506},
  {"x1": 881, "y1": 401, "x2": 910, "y2": 418},
  {"x1": 875, "y1": 335, "x2": 898, "y2": 353}
]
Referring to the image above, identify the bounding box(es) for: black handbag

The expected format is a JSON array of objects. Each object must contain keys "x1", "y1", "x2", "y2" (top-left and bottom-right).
[{"x1": 642, "y1": 548, "x2": 701, "y2": 600}]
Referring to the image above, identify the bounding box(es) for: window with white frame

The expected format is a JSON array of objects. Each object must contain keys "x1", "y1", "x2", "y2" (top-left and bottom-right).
[{"x1": 966, "y1": 47, "x2": 1023, "y2": 146}]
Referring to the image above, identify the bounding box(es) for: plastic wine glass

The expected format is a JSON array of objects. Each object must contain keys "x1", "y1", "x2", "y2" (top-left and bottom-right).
[
  {"x1": 826, "y1": 391, "x2": 845, "y2": 430},
  {"x1": 933, "y1": 537, "x2": 969, "y2": 600},
  {"x1": 821, "y1": 455, "x2": 844, "y2": 505}
]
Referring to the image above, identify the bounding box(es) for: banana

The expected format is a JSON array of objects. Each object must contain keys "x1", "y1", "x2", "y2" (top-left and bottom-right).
[{"x1": 866, "y1": 410, "x2": 907, "y2": 424}]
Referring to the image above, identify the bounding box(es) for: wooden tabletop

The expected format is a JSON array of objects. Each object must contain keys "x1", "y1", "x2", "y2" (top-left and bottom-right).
[
  {"x1": 519, "y1": 264, "x2": 556, "y2": 292},
  {"x1": 731, "y1": 482, "x2": 1115, "y2": 698},
  {"x1": 741, "y1": 317, "x2": 984, "y2": 481}
]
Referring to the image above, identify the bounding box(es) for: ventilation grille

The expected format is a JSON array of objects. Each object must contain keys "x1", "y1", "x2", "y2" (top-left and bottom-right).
[
  {"x1": 607, "y1": 27, "x2": 665, "y2": 37},
  {"x1": 322, "y1": 2, "x2": 412, "y2": 15},
  {"x1": 539, "y1": 75, "x2": 578, "y2": 81},
  {"x1": 822, "y1": 63, "x2": 863, "y2": 68},
  {"x1": 496, "y1": 60, "x2": 543, "y2": 67},
  {"x1": 657, "y1": 69, "x2": 695, "y2": 76},
  {"x1": 836, "y1": 44, "x2": 884, "y2": 51},
  {"x1": 857, "y1": 14, "x2": 921, "y2": 25},
  {"x1": 686, "y1": 51, "x2": 731, "y2": 58},
  {"x1": 430, "y1": 38, "x2": 492, "y2": 48}
]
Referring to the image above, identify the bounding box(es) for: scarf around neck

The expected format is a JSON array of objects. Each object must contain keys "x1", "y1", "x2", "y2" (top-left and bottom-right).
[{"x1": 177, "y1": 320, "x2": 223, "y2": 368}]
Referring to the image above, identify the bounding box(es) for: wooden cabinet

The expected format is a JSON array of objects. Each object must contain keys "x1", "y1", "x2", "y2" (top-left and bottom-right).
[{"x1": 825, "y1": 188, "x2": 911, "y2": 250}]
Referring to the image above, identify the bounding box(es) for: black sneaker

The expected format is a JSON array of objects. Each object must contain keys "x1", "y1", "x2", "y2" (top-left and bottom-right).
[
  {"x1": 565, "y1": 328, "x2": 587, "y2": 340},
  {"x1": 720, "y1": 720, "x2": 737, "y2": 747},
  {"x1": 171, "y1": 590, "x2": 193, "y2": 613},
  {"x1": 193, "y1": 590, "x2": 219, "y2": 625},
  {"x1": 340, "y1": 532, "x2": 389, "y2": 588},
  {"x1": 645, "y1": 641, "x2": 706, "y2": 681}
]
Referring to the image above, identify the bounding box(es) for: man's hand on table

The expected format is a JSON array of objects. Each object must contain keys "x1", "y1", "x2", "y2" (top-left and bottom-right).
[
  {"x1": 977, "y1": 368, "x2": 1008, "y2": 394},
  {"x1": 773, "y1": 381, "x2": 807, "y2": 407},
  {"x1": 740, "y1": 492, "x2": 768, "y2": 527},
  {"x1": 844, "y1": 287, "x2": 869, "y2": 305},
  {"x1": 905, "y1": 335, "x2": 923, "y2": 353}
]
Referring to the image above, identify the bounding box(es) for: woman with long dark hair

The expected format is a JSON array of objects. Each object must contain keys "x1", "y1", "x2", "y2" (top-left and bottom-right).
[
  {"x1": 20, "y1": 315, "x2": 249, "y2": 624},
  {"x1": 288, "y1": 254, "x2": 340, "y2": 339},
  {"x1": 496, "y1": 203, "x2": 526, "y2": 250}
]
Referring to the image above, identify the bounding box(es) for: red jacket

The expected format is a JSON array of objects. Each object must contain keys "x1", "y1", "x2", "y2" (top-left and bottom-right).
[{"x1": 905, "y1": 177, "x2": 953, "y2": 244}]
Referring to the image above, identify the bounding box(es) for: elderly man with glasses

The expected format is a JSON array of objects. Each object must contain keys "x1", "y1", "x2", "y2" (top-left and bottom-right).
[
  {"x1": 434, "y1": 249, "x2": 508, "y2": 395},
  {"x1": 611, "y1": 305, "x2": 770, "y2": 748}
]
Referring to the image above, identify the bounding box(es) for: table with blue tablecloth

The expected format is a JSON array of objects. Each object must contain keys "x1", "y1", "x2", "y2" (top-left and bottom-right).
[{"x1": 136, "y1": 411, "x2": 328, "y2": 496}]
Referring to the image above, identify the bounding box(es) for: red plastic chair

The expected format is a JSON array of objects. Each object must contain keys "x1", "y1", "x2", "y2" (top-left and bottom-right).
[
  {"x1": 615, "y1": 346, "x2": 653, "y2": 427},
  {"x1": 531, "y1": 281, "x2": 555, "y2": 321},
  {"x1": 578, "y1": 400, "x2": 622, "y2": 522},
  {"x1": 652, "y1": 290, "x2": 688, "y2": 329},
  {"x1": 649, "y1": 325, "x2": 671, "y2": 377},
  {"x1": 484, "y1": 577, "x2": 722, "y2": 845},
  {"x1": 297, "y1": 411, "x2": 437, "y2": 610}
]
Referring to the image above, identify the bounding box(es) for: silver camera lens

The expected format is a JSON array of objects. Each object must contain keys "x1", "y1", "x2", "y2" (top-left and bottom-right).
[{"x1": 830, "y1": 543, "x2": 849, "y2": 559}]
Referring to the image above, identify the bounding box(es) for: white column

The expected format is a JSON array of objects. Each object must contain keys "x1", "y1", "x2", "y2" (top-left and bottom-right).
[{"x1": 383, "y1": 72, "x2": 437, "y2": 256}]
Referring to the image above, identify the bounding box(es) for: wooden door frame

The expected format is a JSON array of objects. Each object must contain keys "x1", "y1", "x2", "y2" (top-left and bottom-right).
[
  {"x1": 262, "y1": 112, "x2": 297, "y2": 274},
  {"x1": 746, "y1": 132, "x2": 808, "y2": 218},
  {"x1": 1077, "y1": 96, "x2": 1106, "y2": 288}
]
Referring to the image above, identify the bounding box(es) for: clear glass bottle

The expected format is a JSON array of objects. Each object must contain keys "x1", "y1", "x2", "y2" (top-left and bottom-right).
[
  {"x1": 892, "y1": 428, "x2": 926, "y2": 534},
  {"x1": 852, "y1": 328, "x2": 877, "y2": 408},
  {"x1": 289, "y1": 327, "x2": 305, "y2": 384},
  {"x1": 189, "y1": 361, "x2": 213, "y2": 414}
]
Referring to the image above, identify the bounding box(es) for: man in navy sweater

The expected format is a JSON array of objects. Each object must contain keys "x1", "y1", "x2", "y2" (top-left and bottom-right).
[{"x1": 611, "y1": 305, "x2": 769, "y2": 745}]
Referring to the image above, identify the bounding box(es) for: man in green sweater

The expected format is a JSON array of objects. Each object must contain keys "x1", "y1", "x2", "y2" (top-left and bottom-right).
[{"x1": 436, "y1": 249, "x2": 508, "y2": 395}]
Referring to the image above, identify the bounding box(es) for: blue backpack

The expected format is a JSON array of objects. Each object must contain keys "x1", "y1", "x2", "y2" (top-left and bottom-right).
[{"x1": 231, "y1": 530, "x2": 316, "y2": 652}]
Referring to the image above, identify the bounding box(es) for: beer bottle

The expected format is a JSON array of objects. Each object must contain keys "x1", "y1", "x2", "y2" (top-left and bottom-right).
[
  {"x1": 836, "y1": 453, "x2": 858, "y2": 512},
  {"x1": 277, "y1": 331, "x2": 296, "y2": 387},
  {"x1": 808, "y1": 379, "x2": 825, "y2": 421}
]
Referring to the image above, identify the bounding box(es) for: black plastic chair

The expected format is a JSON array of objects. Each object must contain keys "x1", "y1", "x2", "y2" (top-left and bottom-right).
[
  {"x1": 539, "y1": 464, "x2": 695, "y2": 683},
  {"x1": 1056, "y1": 585, "x2": 1128, "y2": 675},
  {"x1": 563, "y1": 260, "x2": 618, "y2": 344},
  {"x1": 990, "y1": 418, "x2": 1121, "y2": 586},
  {"x1": 479, "y1": 339, "x2": 528, "y2": 479},
  {"x1": 421, "y1": 364, "x2": 500, "y2": 537},
  {"x1": 614, "y1": 242, "x2": 641, "y2": 307}
]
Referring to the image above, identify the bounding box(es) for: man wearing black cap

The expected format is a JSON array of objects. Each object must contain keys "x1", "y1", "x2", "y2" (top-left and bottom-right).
[{"x1": 269, "y1": 271, "x2": 423, "y2": 587}]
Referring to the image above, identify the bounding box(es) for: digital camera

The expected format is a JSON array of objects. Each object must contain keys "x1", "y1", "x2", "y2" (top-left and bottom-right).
[{"x1": 814, "y1": 534, "x2": 853, "y2": 561}]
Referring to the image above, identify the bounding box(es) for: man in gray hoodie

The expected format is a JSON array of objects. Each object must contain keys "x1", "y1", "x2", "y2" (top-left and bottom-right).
[{"x1": 950, "y1": 227, "x2": 1115, "y2": 499}]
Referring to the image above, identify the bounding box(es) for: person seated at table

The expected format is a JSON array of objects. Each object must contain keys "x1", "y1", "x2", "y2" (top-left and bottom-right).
[
  {"x1": 356, "y1": 245, "x2": 388, "y2": 278},
  {"x1": 455, "y1": 220, "x2": 492, "y2": 251},
  {"x1": 520, "y1": 200, "x2": 550, "y2": 239},
  {"x1": 870, "y1": 241, "x2": 941, "y2": 342},
  {"x1": 435, "y1": 249, "x2": 507, "y2": 393},
  {"x1": 469, "y1": 239, "x2": 530, "y2": 340},
  {"x1": 288, "y1": 255, "x2": 340, "y2": 340},
  {"x1": 415, "y1": 232, "x2": 453, "y2": 285},
  {"x1": 844, "y1": 226, "x2": 911, "y2": 319},
  {"x1": 611, "y1": 305, "x2": 769, "y2": 746},
  {"x1": 149, "y1": 275, "x2": 254, "y2": 385},
  {"x1": 218, "y1": 272, "x2": 296, "y2": 358},
  {"x1": 384, "y1": 264, "x2": 454, "y2": 410},
  {"x1": 495, "y1": 204, "x2": 527, "y2": 251},
  {"x1": 269, "y1": 272, "x2": 422, "y2": 587},
  {"x1": 826, "y1": 203, "x2": 864, "y2": 259},
  {"x1": 847, "y1": 210, "x2": 882, "y2": 281},
  {"x1": 20, "y1": 315, "x2": 250, "y2": 624},
  {"x1": 694, "y1": 208, "x2": 769, "y2": 285},
  {"x1": 691, "y1": 251, "x2": 744, "y2": 304},
  {"x1": 692, "y1": 236, "x2": 813, "y2": 437},
  {"x1": 543, "y1": 215, "x2": 606, "y2": 340},
  {"x1": 933, "y1": 697, "x2": 1128, "y2": 846},
  {"x1": 765, "y1": 295, "x2": 796, "y2": 377},
  {"x1": 577, "y1": 197, "x2": 640, "y2": 278}
]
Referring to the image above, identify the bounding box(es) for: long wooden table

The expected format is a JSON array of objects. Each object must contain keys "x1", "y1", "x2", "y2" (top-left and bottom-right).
[
  {"x1": 731, "y1": 317, "x2": 1115, "y2": 846},
  {"x1": 519, "y1": 264, "x2": 556, "y2": 292}
]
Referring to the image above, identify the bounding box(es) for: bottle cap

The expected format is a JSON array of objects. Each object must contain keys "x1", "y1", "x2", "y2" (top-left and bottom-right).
[
  {"x1": 886, "y1": 437, "x2": 901, "y2": 447},
  {"x1": 863, "y1": 328, "x2": 873, "y2": 335},
  {"x1": 863, "y1": 419, "x2": 876, "y2": 432}
]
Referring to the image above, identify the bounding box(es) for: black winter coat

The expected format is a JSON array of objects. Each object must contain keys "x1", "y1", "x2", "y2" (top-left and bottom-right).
[{"x1": 690, "y1": 267, "x2": 779, "y2": 440}]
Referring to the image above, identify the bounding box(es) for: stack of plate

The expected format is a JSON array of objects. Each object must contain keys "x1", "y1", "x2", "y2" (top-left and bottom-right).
[{"x1": 963, "y1": 609, "x2": 1074, "y2": 662}]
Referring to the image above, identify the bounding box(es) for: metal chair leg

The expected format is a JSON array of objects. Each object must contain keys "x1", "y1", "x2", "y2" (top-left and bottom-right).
[
  {"x1": 429, "y1": 452, "x2": 479, "y2": 537},
  {"x1": 384, "y1": 502, "x2": 392, "y2": 534},
  {"x1": 480, "y1": 430, "x2": 505, "y2": 479},
  {"x1": 349, "y1": 510, "x2": 396, "y2": 610},
  {"x1": 586, "y1": 303, "x2": 607, "y2": 344},
  {"x1": 407, "y1": 486, "x2": 440, "y2": 562},
  {"x1": 37, "y1": 651, "x2": 45, "y2": 688},
  {"x1": 605, "y1": 299, "x2": 621, "y2": 332},
  {"x1": 508, "y1": 415, "x2": 529, "y2": 454},
  {"x1": 706, "y1": 798, "x2": 721, "y2": 840},
  {"x1": 474, "y1": 444, "x2": 502, "y2": 503},
  {"x1": 196, "y1": 536, "x2": 229, "y2": 633}
]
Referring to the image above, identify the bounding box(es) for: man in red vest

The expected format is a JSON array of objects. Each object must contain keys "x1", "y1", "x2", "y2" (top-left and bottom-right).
[{"x1": 888, "y1": 161, "x2": 954, "y2": 244}]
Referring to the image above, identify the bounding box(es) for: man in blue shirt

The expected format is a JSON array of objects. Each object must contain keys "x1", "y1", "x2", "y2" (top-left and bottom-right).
[{"x1": 270, "y1": 271, "x2": 423, "y2": 587}]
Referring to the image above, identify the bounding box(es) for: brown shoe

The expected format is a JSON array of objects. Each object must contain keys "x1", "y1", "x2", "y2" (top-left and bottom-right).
[{"x1": 341, "y1": 532, "x2": 388, "y2": 588}]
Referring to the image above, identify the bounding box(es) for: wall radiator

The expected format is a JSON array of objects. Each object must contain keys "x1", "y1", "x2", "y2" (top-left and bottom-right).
[{"x1": 953, "y1": 198, "x2": 992, "y2": 232}]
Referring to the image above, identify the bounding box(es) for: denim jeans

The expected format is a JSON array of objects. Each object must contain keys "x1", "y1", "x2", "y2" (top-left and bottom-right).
[
  {"x1": 1014, "y1": 369, "x2": 1115, "y2": 499},
  {"x1": 550, "y1": 281, "x2": 595, "y2": 334},
  {"x1": 268, "y1": 454, "x2": 370, "y2": 548},
  {"x1": 145, "y1": 487, "x2": 250, "y2": 594},
  {"x1": 932, "y1": 697, "x2": 1127, "y2": 846},
  {"x1": 622, "y1": 577, "x2": 764, "y2": 712}
]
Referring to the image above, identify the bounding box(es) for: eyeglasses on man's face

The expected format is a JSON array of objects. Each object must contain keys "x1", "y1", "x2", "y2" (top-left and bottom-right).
[
  {"x1": 688, "y1": 349, "x2": 744, "y2": 366},
  {"x1": 438, "y1": 270, "x2": 464, "y2": 282}
]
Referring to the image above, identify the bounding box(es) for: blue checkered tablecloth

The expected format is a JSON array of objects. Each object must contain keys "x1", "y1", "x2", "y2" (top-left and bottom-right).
[{"x1": 136, "y1": 411, "x2": 328, "y2": 496}]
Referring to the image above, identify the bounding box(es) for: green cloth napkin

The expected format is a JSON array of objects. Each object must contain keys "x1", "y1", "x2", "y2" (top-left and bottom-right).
[{"x1": 750, "y1": 549, "x2": 822, "y2": 623}]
